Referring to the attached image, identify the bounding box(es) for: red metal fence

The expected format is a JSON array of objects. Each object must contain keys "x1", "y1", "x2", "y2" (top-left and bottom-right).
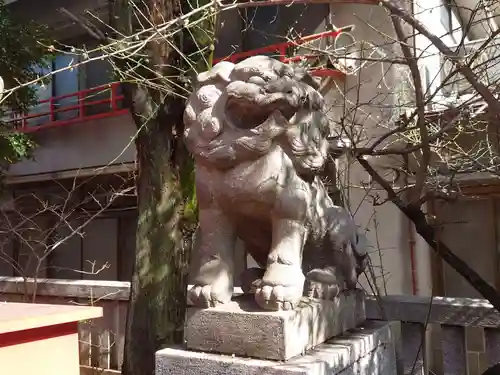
[
  {"x1": 213, "y1": 28, "x2": 351, "y2": 78},
  {"x1": 7, "y1": 82, "x2": 128, "y2": 133}
]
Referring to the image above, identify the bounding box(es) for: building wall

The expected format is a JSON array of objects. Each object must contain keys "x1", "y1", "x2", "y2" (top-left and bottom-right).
[
  {"x1": 326, "y1": 1, "x2": 496, "y2": 298},
  {"x1": 14, "y1": 2, "x2": 421, "y2": 293},
  {"x1": 8, "y1": 0, "x2": 107, "y2": 40},
  {"x1": 325, "y1": 3, "x2": 422, "y2": 296},
  {"x1": 414, "y1": 0, "x2": 466, "y2": 100},
  {"x1": 8, "y1": 113, "x2": 136, "y2": 177},
  {"x1": 3, "y1": 0, "x2": 460, "y2": 296},
  {"x1": 6, "y1": 0, "x2": 136, "y2": 178},
  {"x1": 229, "y1": 2, "x2": 497, "y2": 300},
  {"x1": 236, "y1": 3, "x2": 427, "y2": 296},
  {"x1": 436, "y1": 198, "x2": 498, "y2": 298}
]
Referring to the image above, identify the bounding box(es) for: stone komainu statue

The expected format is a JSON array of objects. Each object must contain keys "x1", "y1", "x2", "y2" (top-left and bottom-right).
[{"x1": 183, "y1": 56, "x2": 368, "y2": 311}]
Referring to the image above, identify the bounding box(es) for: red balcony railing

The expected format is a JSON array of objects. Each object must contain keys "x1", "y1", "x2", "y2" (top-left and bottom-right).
[
  {"x1": 213, "y1": 27, "x2": 354, "y2": 78},
  {"x1": 6, "y1": 82, "x2": 128, "y2": 133},
  {"x1": 7, "y1": 28, "x2": 352, "y2": 134}
]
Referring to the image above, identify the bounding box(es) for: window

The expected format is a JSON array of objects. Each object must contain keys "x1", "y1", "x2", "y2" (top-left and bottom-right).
[
  {"x1": 0, "y1": 176, "x2": 137, "y2": 281},
  {"x1": 424, "y1": 65, "x2": 432, "y2": 93},
  {"x1": 27, "y1": 64, "x2": 53, "y2": 127},
  {"x1": 440, "y1": 0, "x2": 453, "y2": 36},
  {"x1": 53, "y1": 54, "x2": 80, "y2": 121},
  {"x1": 242, "y1": 4, "x2": 330, "y2": 56},
  {"x1": 25, "y1": 49, "x2": 116, "y2": 128}
]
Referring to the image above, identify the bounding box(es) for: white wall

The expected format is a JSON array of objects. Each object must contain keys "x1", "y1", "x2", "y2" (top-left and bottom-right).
[
  {"x1": 414, "y1": 0, "x2": 467, "y2": 100},
  {"x1": 452, "y1": 0, "x2": 499, "y2": 40}
]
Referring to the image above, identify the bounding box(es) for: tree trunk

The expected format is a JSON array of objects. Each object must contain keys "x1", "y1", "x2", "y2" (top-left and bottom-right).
[
  {"x1": 110, "y1": 1, "x2": 190, "y2": 373},
  {"x1": 62, "y1": 1, "x2": 203, "y2": 373},
  {"x1": 121, "y1": 83, "x2": 189, "y2": 375}
]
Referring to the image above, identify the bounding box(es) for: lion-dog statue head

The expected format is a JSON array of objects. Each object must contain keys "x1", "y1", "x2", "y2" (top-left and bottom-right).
[{"x1": 183, "y1": 55, "x2": 330, "y2": 178}]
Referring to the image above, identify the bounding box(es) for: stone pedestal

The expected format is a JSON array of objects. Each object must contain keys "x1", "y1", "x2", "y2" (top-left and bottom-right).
[
  {"x1": 184, "y1": 290, "x2": 366, "y2": 361},
  {"x1": 156, "y1": 320, "x2": 401, "y2": 375},
  {"x1": 156, "y1": 290, "x2": 400, "y2": 375}
]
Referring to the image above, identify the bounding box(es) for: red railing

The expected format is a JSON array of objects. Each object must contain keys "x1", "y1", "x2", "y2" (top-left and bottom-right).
[
  {"x1": 213, "y1": 27, "x2": 354, "y2": 78},
  {"x1": 6, "y1": 82, "x2": 128, "y2": 133},
  {"x1": 8, "y1": 29, "x2": 351, "y2": 133}
]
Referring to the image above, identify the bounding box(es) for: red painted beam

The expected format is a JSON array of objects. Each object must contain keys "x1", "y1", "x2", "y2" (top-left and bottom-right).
[
  {"x1": 0, "y1": 322, "x2": 77, "y2": 348},
  {"x1": 219, "y1": 0, "x2": 378, "y2": 8},
  {"x1": 18, "y1": 109, "x2": 129, "y2": 134}
]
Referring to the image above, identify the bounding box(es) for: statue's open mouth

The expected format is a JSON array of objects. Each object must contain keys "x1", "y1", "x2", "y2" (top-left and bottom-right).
[{"x1": 225, "y1": 81, "x2": 299, "y2": 130}]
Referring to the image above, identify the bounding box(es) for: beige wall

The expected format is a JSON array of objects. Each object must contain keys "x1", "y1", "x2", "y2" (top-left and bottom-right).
[
  {"x1": 327, "y1": 4, "x2": 432, "y2": 296},
  {"x1": 324, "y1": 3, "x2": 493, "y2": 298}
]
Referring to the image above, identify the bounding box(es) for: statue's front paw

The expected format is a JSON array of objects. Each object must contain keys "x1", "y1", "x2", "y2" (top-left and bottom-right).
[
  {"x1": 254, "y1": 263, "x2": 305, "y2": 311},
  {"x1": 255, "y1": 284, "x2": 303, "y2": 311},
  {"x1": 187, "y1": 284, "x2": 232, "y2": 308}
]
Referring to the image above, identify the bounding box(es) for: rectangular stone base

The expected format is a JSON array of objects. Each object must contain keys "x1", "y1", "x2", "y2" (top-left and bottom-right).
[
  {"x1": 157, "y1": 321, "x2": 400, "y2": 375},
  {"x1": 184, "y1": 289, "x2": 365, "y2": 361}
]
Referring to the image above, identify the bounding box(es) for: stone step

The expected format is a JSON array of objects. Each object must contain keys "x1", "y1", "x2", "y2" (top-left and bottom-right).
[{"x1": 157, "y1": 320, "x2": 400, "y2": 375}]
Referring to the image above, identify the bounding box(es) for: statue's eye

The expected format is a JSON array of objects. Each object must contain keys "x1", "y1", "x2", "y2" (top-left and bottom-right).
[
  {"x1": 248, "y1": 76, "x2": 267, "y2": 86},
  {"x1": 261, "y1": 73, "x2": 278, "y2": 82}
]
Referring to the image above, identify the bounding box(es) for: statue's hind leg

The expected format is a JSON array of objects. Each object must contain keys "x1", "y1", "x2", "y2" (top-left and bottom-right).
[{"x1": 305, "y1": 266, "x2": 344, "y2": 300}]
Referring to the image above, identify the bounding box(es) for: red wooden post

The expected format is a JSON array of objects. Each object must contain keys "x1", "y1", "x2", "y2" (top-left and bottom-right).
[
  {"x1": 49, "y1": 97, "x2": 55, "y2": 122},
  {"x1": 111, "y1": 83, "x2": 118, "y2": 111},
  {"x1": 78, "y1": 91, "x2": 84, "y2": 119},
  {"x1": 278, "y1": 45, "x2": 287, "y2": 62}
]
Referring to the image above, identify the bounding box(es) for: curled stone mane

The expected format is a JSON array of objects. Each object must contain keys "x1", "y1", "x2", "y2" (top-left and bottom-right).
[{"x1": 183, "y1": 56, "x2": 330, "y2": 174}]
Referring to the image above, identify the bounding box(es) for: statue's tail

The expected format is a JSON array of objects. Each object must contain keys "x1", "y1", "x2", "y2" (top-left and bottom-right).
[{"x1": 351, "y1": 230, "x2": 369, "y2": 277}]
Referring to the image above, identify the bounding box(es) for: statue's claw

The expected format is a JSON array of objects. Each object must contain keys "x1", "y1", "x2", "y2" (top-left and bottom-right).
[
  {"x1": 187, "y1": 284, "x2": 232, "y2": 308},
  {"x1": 254, "y1": 284, "x2": 302, "y2": 311},
  {"x1": 254, "y1": 264, "x2": 304, "y2": 311}
]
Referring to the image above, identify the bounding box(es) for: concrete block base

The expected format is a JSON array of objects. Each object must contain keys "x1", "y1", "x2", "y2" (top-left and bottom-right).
[
  {"x1": 184, "y1": 289, "x2": 366, "y2": 361},
  {"x1": 156, "y1": 320, "x2": 400, "y2": 375}
]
